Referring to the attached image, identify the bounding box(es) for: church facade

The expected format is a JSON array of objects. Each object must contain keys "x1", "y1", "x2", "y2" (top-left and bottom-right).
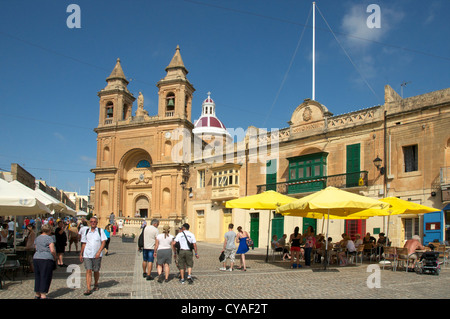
[{"x1": 91, "y1": 47, "x2": 450, "y2": 248}]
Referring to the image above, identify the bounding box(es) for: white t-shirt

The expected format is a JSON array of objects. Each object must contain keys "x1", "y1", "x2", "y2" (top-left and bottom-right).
[
  {"x1": 143, "y1": 225, "x2": 159, "y2": 250},
  {"x1": 174, "y1": 231, "x2": 196, "y2": 250},
  {"x1": 81, "y1": 227, "x2": 108, "y2": 258},
  {"x1": 347, "y1": 240, "x2": 356, "y2": 253},
  {"x1": 156, "y1": 233, "x2": 174, "y2": 250}
]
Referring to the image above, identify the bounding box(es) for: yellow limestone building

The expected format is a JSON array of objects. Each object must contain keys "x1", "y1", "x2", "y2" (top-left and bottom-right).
[
  {"x1": 92, "y1": 46, "x2": 194, "y2": 230},
  {"x1": 92, "y1": 47, "x2": 450, "y2": 248}
]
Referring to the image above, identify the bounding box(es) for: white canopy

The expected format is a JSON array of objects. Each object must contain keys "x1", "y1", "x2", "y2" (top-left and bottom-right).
[
  {"x1": 0, "y1": 178, "x2": 51, "y2": 216},
  {"x1": 76, "y1": 210, "x2": 88, "y2": 216},
  {"x1": 10, "y1": 181, "x2": 76, "y2": 216}
]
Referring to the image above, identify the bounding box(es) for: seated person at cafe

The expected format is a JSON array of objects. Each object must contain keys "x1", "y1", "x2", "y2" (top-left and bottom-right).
[
  {"x1": 363, "y1": 232, "x2": 377, "y2": 258},
  {"x1": 338, "y1": 235, "x2": 356, "y2": 266},
  {"x1": 403, "y1": 235, "x2": 429, "y2": 269},
  {"x1": 376, "y1": 232, "x2": 389, "y2": 258},
  {"x1": 314, "y1": 235, "x2": 325, "y2": 263},
  {"x1": 354, "y1": 233, "x2": 363, "y2": 249},
  {"x1": 272, "y1": 235, "x2": 290, "y2": 260},
  {"x1": 277, "y1": 234, "x2": 291, "y2": 260}
]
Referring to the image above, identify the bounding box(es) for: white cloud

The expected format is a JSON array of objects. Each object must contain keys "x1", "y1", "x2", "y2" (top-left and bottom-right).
[
  {"x1": 340, "y1": 3, "x2": 405, "y2": 52},
  {"x1": 53, "y1": 132, "x2": 66, "y2": 141},
  {"x1": 80, "y1": 155, "x2": 96, "y2": 166}
]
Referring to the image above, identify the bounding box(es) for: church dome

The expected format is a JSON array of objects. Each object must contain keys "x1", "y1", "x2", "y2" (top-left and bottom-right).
[{"x1": 193, "y1": 93, "x2": 231, "y2": 138}]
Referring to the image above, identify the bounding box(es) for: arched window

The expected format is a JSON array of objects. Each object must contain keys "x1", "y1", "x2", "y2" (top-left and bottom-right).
[
  {"x1": 166, "y1": 92, "x2": 175, "y2": 115},
  {"x1": 106, "y1": 101, "x2": 114, "y2": 118},
  {"x1": 136, "y1": 160, "x2": 150, "y2": 168}
]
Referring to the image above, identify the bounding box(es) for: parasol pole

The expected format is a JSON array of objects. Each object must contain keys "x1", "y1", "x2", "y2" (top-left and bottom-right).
[
  {"x1": 324, "y1": 208, "x2": 330, "y2": 270},
  {"x1": 265, "y1": 210, "x2": 272, "y2": 263}
]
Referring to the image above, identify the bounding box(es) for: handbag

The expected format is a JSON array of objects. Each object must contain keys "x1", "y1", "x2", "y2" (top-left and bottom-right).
[
  {"x1": 182, "y1": 232, "x2": 195, "y2": 251},
  {"x1": 219, "y1": 251, "x2": 225, "y2": 263}
]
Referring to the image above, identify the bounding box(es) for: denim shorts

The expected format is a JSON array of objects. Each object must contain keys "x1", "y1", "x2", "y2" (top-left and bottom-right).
[{"x1": 143, "y1": 249, "x2": 155, "y2": 262}]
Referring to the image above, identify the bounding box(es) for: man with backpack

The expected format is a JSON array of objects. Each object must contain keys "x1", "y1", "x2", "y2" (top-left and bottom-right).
[
  {"x1": 80, "y1": 216, "x2": 107, "y2": 295},
  {"x1": 174, "y1": 223, "x2": 198, "y2": 284},
  {"x1": 142, "y1": 219, "x2": 159, "y2": 280}
]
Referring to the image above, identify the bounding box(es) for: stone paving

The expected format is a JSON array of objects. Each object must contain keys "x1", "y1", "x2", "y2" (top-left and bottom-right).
[{"x1": 1, "y1": 236, "x2": 449, "y2": 300}]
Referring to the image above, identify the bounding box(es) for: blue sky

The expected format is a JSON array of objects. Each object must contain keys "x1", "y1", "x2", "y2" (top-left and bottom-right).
[{"x1": 0, "y1": 0, "x2": 449, "y2": 195}]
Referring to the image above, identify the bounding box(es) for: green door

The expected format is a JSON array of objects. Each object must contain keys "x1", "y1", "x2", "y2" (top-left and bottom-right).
[
  {"x1": 271, "y1": 212, "x2": 284, "y2": 239},
  {"x1": 302, "y1": 218, "x2": 317, "y2": 234},
  {"x1": 346, "y1": 144, "x2": 360, "y2": 187},
  {"x1": 250, "y1": 213, "x2": 259, "y2": 248},
  {"x1": 266, "y1": 159, "x2": 277, "y2": 191}
]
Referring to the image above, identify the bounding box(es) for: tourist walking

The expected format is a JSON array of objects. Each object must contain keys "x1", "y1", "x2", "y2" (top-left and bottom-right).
[
  {"x1": 103, "y1": 224, "x2": 111, "y2": 256},
  {"x1": 33, "y1": 224, "x2": 57, "y2": 299},
  {"x1": 174, "y1": 223, "x2": 198, "y2": 284},
  {"x1": 54, "y1": 221, "x2": 68, "y2": 267},
  {"x1": 0, "y1": 224, "x2": 8, "y2": 249},
  {"x1": 235, "y1": 226, "x2": 250, "y2": 271},
  {"x1": 68, "y1": 223, "x2": 79, "y2": 253},
  {"x1": 154, "y1": 224, "x2": 175, "y2": 283},
  {"x1": 80, "y1": 216, "x2": 107, "y2": 295},
  {"x1": 142, "y1": 219, "x2": 159, "y2": 280},
  {"x1": 25, "y1": 223, "x2": 36, "y2": 273},
  {"x1": 220, "y1": 223, "x2": 236, "y2": 271}
]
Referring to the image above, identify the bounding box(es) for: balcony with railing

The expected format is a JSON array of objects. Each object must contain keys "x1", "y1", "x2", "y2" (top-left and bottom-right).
[
  {"x1": 440, "y1": 166, "x2": 450, "y2": 202},
  {"x1": 256, "y1": 171, "x2": 368, "y2": 195}
]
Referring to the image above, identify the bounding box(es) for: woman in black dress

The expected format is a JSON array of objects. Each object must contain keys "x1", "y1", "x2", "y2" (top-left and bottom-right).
[{"x1": 54, "y1": 221, "x2": 68, "y2": 267}]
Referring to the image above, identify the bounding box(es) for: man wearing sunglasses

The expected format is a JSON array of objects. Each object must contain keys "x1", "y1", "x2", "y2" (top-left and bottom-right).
[{"x1": 80, "y1": 216, "x2": 107, "y2": 295}]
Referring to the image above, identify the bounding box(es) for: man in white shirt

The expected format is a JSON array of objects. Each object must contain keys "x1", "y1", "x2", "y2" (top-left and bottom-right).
[
  {"x1": 142, "y1": 219, "x2": 159, "y2": 280},
  {"x1": 174, "y1": 223, "x2": 199, "y2": 284},
  {"x1": 80, "y1": 216, "x2": 107, "y2": 295}
]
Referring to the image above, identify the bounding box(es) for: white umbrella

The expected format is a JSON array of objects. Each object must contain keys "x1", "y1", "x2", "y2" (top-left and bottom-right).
[
  {"x1": 77, "y1": 211, "x2": 88, "y2": 216},
  {"x1": 0, "y1": 178, "x2": 51, "y2": 251},
  {"x1": 0, "y1": 179, "x2": 51, "y2": 216}
]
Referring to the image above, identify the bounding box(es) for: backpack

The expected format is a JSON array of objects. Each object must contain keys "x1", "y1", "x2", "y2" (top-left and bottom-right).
[
  {"x1": 138, "y1": 226, "x2": 146, "y2": 250},
  {"x1": 85, "y1": 227, "x2": 102, "y2": 237}
]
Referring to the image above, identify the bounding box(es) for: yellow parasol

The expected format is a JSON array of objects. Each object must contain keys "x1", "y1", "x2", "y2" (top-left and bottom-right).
[
  {"x1": 225, "y1": 190, "x2": 297, "y2": 210},
  {"x1": 276, "y1": 187, "x2": 389, "y2": 269},
  {"x1": 379, "y1": 197, "x2": 439, "y2": 216},
  {"x1": 225, "y1": 190, "x2": 297, "y2": 262}
]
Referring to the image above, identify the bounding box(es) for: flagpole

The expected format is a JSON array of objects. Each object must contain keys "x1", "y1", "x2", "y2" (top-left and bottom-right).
[{"x1": 312, "y1": 1, "x2": 316, "y2": 101}]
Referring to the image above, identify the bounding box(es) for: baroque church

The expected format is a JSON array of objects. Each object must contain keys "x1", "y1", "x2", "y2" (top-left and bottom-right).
[{"x1": 91, "y1": 46, "x2": 450, "y2": 248}]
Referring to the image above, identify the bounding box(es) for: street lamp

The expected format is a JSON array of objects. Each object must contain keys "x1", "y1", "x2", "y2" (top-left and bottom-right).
[
  {"x1": 180, "y1": 181, "x2": 192, "y2": 194},
  {"x1": 373, "y1": 155, "x2": 385, "y2": 175}
]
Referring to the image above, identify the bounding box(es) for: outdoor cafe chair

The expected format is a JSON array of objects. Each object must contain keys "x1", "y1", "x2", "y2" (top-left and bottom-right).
[
  {"x1": 396, "y1": 247, "x2": 414, "y2": 272},
  {"x1": 381, "y1": 246, "x2": 397, "y2": 271},
  {"x1": 436, "y1": 245, "x2": 448, "y2": 268},
  {"x1": 271, "y1": 244, "x2": 283, "y2": 261},
  {"x1": 0, "y1": 252, "x2": 21, "y2": 287},
  {"x1": 355, "y1": 245, "x2": 365, "y2": 264}
]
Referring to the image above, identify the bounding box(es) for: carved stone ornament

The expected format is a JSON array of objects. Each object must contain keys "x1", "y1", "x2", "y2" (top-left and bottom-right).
[{"x1": 303, "y1": 106, "x2": 312, "y2": 122}]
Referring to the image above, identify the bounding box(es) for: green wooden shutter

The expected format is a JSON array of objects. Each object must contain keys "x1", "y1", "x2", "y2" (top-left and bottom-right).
[
  {"x1": 271, "y1": 213, "x2": 284, "y2": 239},
  {"x1": 346, "y1": 144, "x2": 360, "y2": 187},
  {"x1": 266, "y1": 159, "x2": 277, "y2": 191},
  {"x1": 250, "y1": 213, "x2": 260, "y2": 248}
]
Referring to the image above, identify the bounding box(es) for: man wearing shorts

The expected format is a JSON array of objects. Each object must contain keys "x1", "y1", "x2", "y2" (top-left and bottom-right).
[
  {"x1": 80, "y1": 217, "x2": 107, "y2": 295},
  {"x1": 220, "y1": 224, "x2": 236, "y2": 271},
  {"x1": 174, "y1": 223, "x2": 199, "y2": 284},
  {"x1": 142, "y1": 219, "x2": 159, "y2": 280}
]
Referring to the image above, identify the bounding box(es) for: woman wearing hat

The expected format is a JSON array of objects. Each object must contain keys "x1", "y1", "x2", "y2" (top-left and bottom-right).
[{"x1": 154, "y1": 224, "x2": 175, "y2": 283}]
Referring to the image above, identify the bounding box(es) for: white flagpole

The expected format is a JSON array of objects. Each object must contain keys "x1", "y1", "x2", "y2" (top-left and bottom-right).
[{"x1": 312, "y1": 1, "x2": 316, "y2": 101}]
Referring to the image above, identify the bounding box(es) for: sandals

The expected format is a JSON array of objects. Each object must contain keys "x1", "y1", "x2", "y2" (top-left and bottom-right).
[{"x1": 84, "y1": 286, "x2": 98, "y2": 295}]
